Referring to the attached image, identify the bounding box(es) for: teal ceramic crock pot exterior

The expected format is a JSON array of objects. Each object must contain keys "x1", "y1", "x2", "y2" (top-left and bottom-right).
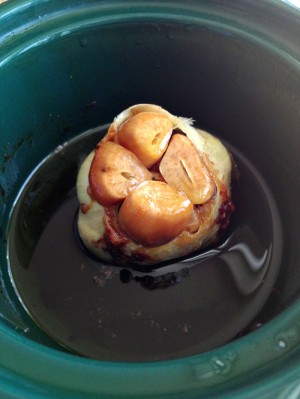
[{"x1": 1, "y1": 0, "x2": 300, "y2": 397}]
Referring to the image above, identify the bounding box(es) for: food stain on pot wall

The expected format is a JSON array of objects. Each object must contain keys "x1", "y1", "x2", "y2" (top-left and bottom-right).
[{"x1": 0, "y1": 132, "x2": 34, "y2": 203}]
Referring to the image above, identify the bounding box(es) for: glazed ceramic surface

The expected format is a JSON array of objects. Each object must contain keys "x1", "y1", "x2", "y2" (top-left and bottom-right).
[{"x1": 1, "y1": 0, "x2": 300, "y2": 397}]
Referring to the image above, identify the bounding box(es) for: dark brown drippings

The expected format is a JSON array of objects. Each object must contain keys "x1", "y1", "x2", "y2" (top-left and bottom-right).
[
  {"x1": 103, "y1": 206, "x2": 128, "y2": 247},
  {"x1": 218, "y1": 200, "x2": 235, "y2": 230}
]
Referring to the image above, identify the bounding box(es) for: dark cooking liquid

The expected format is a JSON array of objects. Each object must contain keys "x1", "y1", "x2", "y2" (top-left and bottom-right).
[{"x1": 7, "y1": 126, "x2": 282, "y2": 361}]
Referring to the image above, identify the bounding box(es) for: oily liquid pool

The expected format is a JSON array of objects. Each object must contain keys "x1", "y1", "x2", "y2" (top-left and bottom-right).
[{"x1": 7, "y1": 126, "x2": 282, "y2": 362}]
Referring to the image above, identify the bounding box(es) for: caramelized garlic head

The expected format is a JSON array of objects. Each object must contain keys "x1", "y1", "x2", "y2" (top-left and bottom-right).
[{"x1": 76, "y1": 104, "x2": 234, "y2": 265}]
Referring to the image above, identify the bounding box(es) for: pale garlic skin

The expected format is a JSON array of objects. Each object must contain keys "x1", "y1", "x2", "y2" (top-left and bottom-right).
[{"x1": 77, "y1": 104, "x2": 233, "y2": 265}]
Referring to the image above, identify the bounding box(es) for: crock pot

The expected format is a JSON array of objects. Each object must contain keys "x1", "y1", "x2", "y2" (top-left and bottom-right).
[{"x1": 1, "y1": 0, "x2": 300, "y2": 397}]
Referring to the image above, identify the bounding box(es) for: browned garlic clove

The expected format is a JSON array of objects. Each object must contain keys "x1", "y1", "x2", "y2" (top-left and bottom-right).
[
  {"x1": 118, "y1": 180, "x2": 193, "y2": 246},
  {"x1": 117, "y1": 111, "x2": 173, "y2": 168},
  {"x1": 89, "y1": 141, "x2": 152, "y2": 206},
  {"x1": 159, "y1": 134, "x2": 215, "y2": 204}
]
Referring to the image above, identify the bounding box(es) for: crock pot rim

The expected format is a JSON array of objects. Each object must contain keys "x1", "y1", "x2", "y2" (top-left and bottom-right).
[
  {"x1": 1, "y1": 0, "x2": 300, "y2": 397},
  {"x1": 0, "y1": 0, "x2": 300, "y2": 69},
  {"x1": 1, "y1": 299, "x2": 300, "y2": 398}
]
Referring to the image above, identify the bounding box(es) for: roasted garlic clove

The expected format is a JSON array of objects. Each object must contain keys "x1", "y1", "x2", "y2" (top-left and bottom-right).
[
  {"x1": 159, "y1": 134, "x2": 215, "y2": 204},
  {"x1": 117, "y1": 111, "x2": 173, "y2": 168},
  {"x1": 89, "y1": 141, "x2": 152, "y2": 206},
  {"x1": 118, "y1": 180, "x2": 193, "y2": 246}
]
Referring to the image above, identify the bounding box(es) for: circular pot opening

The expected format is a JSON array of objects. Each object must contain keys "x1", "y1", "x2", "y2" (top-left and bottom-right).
[{"x1": 0, "y1": 1, "x2": 300, "y2": 398}]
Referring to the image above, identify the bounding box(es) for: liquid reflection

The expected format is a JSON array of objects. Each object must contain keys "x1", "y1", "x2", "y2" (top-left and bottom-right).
[
  {"x1": 218, "y1": 225, "x2": 270, "y2": 296},
  {"x1": 121, "y1": 224, "x2": 271, "y2": 295}
]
